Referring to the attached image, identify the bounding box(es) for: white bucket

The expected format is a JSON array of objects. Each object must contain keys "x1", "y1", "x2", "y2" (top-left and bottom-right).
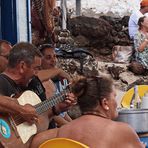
[{"x1": 141, "y1": 94, "x2": 148, "y2": 109}]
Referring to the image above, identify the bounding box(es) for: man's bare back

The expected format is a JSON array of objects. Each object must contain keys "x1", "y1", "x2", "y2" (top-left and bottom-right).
[{"x1": 56, "y1": 115, "x2": 144, "y2": 148}]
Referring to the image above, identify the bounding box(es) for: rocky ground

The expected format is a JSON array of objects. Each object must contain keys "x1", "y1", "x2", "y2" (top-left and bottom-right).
[
  {"x1": 55, "y1": 15, "x2": 148, "y2": 118},
  {"x1": 58, "y1": 15, "x2": 148, "y2": 91},
  {"x1": 63, "y1": 53, "x2": 148, "y2": 119}
]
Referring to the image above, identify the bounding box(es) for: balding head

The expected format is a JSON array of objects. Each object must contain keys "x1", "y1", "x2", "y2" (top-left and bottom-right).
[
  {"x1": 0, "y1": 40, "x2": 12, "y2": 58},
  {"x1": 0, "y1": 40, "x2": 12, "y2": 72}
]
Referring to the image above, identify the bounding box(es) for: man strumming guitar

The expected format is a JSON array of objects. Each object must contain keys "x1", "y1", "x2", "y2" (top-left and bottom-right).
[{"x1": 0, "y1": 42, "x2": 76, "y2": 148}]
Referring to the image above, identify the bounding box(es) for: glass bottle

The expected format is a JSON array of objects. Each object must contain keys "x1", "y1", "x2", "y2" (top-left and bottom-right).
[{"x1": 130, "y1": 85, "x2": 141, "y2": 109}]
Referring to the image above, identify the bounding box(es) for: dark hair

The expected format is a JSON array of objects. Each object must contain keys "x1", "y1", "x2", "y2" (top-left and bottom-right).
[
  {"x1": 8, "y1": 42, "x2": 42, "y2": 68},
  {"x1": 140, "y1": 6, "x2": 145, "y2": 9},
  {"x1": 0, "y1": 40, "x2": 11, "y2": 54},
  {"x1": 138, "y1": 16, "x2": 146, "y2": 30},
  {"x1": 38, "y1": 44, "x2": 54, "y2": 55},
  {"x1": 72, "y1": 76, "x2": 113, "y2": 113}
]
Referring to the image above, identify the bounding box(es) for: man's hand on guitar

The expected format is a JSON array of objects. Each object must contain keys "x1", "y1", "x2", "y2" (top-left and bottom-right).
[
  {"x1": 20, "y1": 104, "x2": 38, "y2": 124},
  {"x1": 54, "y1": 93, "x2": 77, "y2": 114},
  {"x1": 65, "y1": 93, "x2": 77, "y2": 106}
]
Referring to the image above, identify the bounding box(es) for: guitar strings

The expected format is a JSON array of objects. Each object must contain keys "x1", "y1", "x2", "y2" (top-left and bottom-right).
[{"x1": 12, "y1": 89, "x2": 70, "y2": 125}]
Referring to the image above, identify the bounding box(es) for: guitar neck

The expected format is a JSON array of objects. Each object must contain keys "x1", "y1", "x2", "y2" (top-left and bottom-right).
[{"x1": 34, "y1": 89, "x2": 69, "y2": 114}]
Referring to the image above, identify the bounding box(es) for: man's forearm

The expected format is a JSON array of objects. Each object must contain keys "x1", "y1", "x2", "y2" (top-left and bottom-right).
[
  {"x1": 38, "y1": 68, "x2": 71, "y2": 82},
  {"x1": 0, "y1": 106, "x2": 17, "y2": 114},
  {"x1": 38, "y1": 68, "x2": 59, "y2": 82},
  {"x1": 0, "y1": 96, "x2": 23, "y2": 114}
]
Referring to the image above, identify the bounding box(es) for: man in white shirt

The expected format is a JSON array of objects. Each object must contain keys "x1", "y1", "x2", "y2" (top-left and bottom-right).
[{"x1": 128, "y1": 0, "x2": 148, "y2": 39}]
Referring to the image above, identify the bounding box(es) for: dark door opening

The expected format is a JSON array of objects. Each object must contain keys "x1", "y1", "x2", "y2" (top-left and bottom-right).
[{"x1": 0, "y1": 0, "x2": 2, "y2": 39}]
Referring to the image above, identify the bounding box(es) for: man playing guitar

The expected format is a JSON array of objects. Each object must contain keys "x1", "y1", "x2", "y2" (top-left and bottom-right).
[{"x1": 0, "y1": 42, "x2": 76, "y2": 148}]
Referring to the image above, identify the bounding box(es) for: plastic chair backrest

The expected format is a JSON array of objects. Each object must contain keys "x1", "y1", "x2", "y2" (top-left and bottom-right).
[
  {"x1": 39, "y1": 138, "x2": 89, "y2": 148},
  {"x1": 121, "y1": 85, "x2": 148, "y2": 108}
]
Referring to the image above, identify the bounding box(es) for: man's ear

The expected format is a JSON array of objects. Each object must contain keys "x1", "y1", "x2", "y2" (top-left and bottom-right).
[
  {"x1": 19, "y1": 61, "x2": 26, "y2": 74},
  {"x1": 101, "y1": 98, "x2": 109, "y2": 111}
]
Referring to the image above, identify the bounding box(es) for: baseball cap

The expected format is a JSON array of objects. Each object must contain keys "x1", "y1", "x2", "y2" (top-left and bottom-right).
[{"x1": 141, "y1": 0, "x2": 148, "y2": 7}]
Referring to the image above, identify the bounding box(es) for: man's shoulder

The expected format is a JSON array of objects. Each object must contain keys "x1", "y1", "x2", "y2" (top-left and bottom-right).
[
  {"x1": 112, "y1": 120, "x2": 136, "y2": 135},
  {"x1": 0, "y1": 74, "x2": 9, "y2": 95},
  {"x1": 0, "y1": 74, "x2": 14, "y2": 85},
  {"x1": 129, "y1": 10, "x2": 143, "y2": 19},
  {"x1": 0, "y1": 74, "x2": 7, "y2": 82}
]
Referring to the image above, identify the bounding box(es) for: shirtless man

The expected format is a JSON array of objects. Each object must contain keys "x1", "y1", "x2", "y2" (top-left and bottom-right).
[{"x1": 39, "y1": 44, "x2": 72, "y2": 128}]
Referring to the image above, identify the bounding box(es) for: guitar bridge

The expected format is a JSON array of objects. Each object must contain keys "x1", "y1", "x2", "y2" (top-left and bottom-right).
[{"x1": 8, "y1": 116, "x2": 20, "y2": 138}]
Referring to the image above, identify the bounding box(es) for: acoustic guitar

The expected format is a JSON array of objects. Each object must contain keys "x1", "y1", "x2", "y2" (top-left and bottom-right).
[{"x1": 0, "y1": 88, "x2": 69, "y2": 148}]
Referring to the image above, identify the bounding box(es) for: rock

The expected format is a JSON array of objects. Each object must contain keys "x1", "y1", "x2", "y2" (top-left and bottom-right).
[
  {"x1": 68, "y1": 16, "x2": 113, "y2": 50},
  {"x1": 108, "y1": 65, "x2": 125, "y2": 80},
  {"x1": 67, "y1": 15, "x2": 131, "y2": 57},
  {"x1": 99, "y1": 48, "x2": 112, "y2": 55},
  {"x1": 74, "y1": 35, "x2": 90, "y2": 47},
  {"x1": 120, "y1": 72, "x2": 142, "y2": 87}
]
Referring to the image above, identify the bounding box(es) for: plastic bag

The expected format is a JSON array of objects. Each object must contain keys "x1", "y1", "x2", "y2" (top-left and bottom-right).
[{"x1": 112, "y1": 45, "x2": 133, "y2": 63}]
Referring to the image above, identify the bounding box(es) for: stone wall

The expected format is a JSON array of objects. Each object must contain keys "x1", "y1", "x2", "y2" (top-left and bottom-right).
[
  {"x1": 57, "y1": 0, "x2": 141, "y2": 17},
  {"x1": 67, "y1": 15, "x2": 131, "y2": 55}
]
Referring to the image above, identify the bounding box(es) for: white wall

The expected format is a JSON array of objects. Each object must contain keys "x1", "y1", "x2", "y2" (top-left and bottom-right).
[
  {"x1": 16, "y1": 0, "x2": 32, "y2": 42},
  {"x1": 57, "y1": 0, "x2": 142, "y2": 17},
  {"x1": 16, "y1": 0, "x2": 27, "y2": 42}
]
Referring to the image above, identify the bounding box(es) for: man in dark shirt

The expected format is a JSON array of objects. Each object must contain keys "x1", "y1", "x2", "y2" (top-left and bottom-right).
[{"x1": 0, "y1": 42, "x2": 76, "y2": 147}]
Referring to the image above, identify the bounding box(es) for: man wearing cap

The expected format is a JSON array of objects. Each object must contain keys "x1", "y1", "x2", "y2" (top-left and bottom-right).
[{"x1": 128, "y1": 0, "x2": 148, "y2": 39}]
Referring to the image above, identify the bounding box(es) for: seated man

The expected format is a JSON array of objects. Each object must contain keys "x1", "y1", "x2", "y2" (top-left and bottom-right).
[
  {"x1": 0, "y1": 42, "x2": 76, "y2": 147},
  {"x1": 39, "y1": 44, "x2": 72, "y2": 128},
  {"x1": 0, "y1": 56, "x2": 8, "y2": 73},
  {"x1": 0, "y1": 40, "x2": 12, "y2": 73}
]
